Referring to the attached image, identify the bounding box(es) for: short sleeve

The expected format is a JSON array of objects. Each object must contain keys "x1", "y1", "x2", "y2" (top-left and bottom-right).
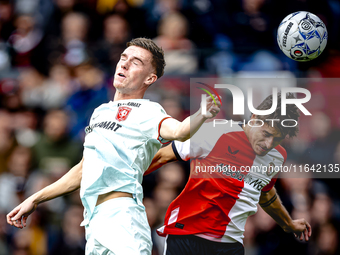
[
  {"x1": 262, "y1": 178, "x2": 277, "y2": 192},
  {"x1": 139, "y1": 102, "x2": 172, "y2": 144},
  {"x1": 173, "y1": 122, "x2": 235, "y2": 161},
  {"x1": 173, "y1": 134, "x2": 213, "y2": 161},
  {"x1": 173, "y1": 140, "x2": 190, "y2": 161}
]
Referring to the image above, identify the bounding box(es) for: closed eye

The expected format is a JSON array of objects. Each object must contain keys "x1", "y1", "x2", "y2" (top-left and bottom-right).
[{"x1": 264, "y1": 132, "x2": 271, "y2": 137}]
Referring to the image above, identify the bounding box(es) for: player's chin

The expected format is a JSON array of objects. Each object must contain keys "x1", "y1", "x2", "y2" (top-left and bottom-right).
[
  {"x1": 256, "y1": 147, "x2": 268, "y2": 156},
  {"x1": 113, "y1": 81, "x2": 125, "y2": 90}
]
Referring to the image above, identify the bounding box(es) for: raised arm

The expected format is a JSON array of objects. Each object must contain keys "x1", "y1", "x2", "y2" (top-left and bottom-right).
[
  {"x1": 259, "y1": 187, "x2": 312, "y2": 241},
  {"x1": 144, "y1": 143, "x2": 177, "y2": 176},
  {"x1": 6, "y1": 158, "x2": 84, "y2": 229},
  {"x1": 160, "y1": 95, "x2": 220, "y2": 142}
]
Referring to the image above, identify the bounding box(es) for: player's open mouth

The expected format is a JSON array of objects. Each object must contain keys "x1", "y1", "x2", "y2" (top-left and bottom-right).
[
  {"x1": 259, "y1": 146, "x2": 267, "y2": 152},
  {"x1": 118, "y1": 73, "x2": 126, "y2": 78}
]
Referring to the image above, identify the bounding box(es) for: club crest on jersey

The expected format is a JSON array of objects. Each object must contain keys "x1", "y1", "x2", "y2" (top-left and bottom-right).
[
  {"x1": 116, "y1": 106, "x2": 132, "y2": 122},
  {"x1": 266, "y1": 162, "x2": 275, "y2": 176}
]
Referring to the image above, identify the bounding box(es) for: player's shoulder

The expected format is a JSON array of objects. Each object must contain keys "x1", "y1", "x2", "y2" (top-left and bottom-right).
[
  {"x1": 142, "y1": 100, "x2": 162, "y2": 108},
  {"x1": 141, "y1": 100, "x2": 167, "y2": 114},
  {"x1": 266, "y1": 144, "x2": 287, "y2": 164},
  {"x1": 274, "y1": 144, "x2": 287, "y2": 160}
]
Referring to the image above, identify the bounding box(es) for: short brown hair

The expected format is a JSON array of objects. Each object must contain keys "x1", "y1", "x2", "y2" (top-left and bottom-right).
[
  {"x1": 127, "y1": 38, "x2": 166, "y2": 79},
  {"x1": 254, "y1": 92, "x2": 300, "y2": 138}
]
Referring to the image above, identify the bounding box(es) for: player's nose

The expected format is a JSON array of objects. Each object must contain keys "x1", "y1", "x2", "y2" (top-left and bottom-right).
[{"x1": 121, "y1": 60, "x2": 129, "y2": 70}]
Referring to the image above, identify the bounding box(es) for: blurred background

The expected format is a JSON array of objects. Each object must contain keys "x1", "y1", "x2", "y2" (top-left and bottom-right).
[{"x1": 0, "y1": 0, "x2": 339, "y2": 254}]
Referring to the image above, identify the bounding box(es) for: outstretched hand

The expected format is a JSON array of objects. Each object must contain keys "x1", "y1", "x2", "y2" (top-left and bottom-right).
[
  {"x1": 6, "y1": 197, "x2": 38, "y2": 229},
  {"x1": 201, "y1": 94, "x2": 221, "y2": 119},
  {"x1": 285, "y1": 218, "x2": 312, "y2": 241}
]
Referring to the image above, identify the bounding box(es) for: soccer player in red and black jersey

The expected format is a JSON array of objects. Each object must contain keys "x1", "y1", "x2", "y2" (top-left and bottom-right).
[{"x1": 145, "y1": 93, "x2": 312, "y2": 255}]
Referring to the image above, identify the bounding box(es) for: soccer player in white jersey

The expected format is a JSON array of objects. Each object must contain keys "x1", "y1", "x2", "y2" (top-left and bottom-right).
[
  {"x1": 145, "y1": 93, "x2": 312, "y2": 255},
  {"x1": 6, "y1": 38, "x2": 220, "y2": 255}
]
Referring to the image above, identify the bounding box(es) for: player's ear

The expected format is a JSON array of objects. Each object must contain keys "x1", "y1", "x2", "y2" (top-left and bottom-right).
[{"x1": 145, "y1": 73, "x2": 157, "y2": 86}]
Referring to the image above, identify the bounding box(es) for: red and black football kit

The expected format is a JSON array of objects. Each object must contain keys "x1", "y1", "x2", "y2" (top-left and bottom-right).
[{"x1": 157, "y1": 122, "x2": 286, "y2": 254}]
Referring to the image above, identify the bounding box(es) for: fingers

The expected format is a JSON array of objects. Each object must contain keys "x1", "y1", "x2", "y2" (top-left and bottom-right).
[
  {"x1": 206, "y1": 95, "x2": 222, "y2": 107},
  {"x1": 22, "y1": 216, "x2": 28, "y2": 228},
  {"x1": 306, "y1": 221, "x2": 312, "y2": 237},
  {"x1": 304, "y1": 228, "x2": 309, "y2": 241},
  {"x1": 12, "y1": 215, "x2": 23, "y2": 229},
  {"x1": 203, "y1": 94, "x2": 221, "y2": 119},
  {"x1": 293, "y1": 220, "x2": 312, "y2": 242},
  {"x1": 205, "y1": 106, "x2": 220, "y2": 118},
  {"x1": 300, "y1": 232, "x2": 304, "y2": 241},
  {"x1": 302, "y1": 220, "x2": 311, "y2": 241},
  {"x1": 6, "y1": 207, "x2": 20, "y2": 226},
  {"x1": 6, "y1": 207, "x2": 25, "y2": 229}
]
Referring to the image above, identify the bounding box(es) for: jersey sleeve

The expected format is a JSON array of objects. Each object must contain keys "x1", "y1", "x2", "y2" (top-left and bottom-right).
[
  {"x1": 139, "y1": 102, "x2": 172, "y2": 144},
  {"x1": 172, "y1": 140, "x2": 190, "y2": 161},
  {"x1": 173, "y1": 121, "x2": 239, "y2": 161},
  {"x1": 261, "y1": 178, "x2": 277, "y2": 192}
]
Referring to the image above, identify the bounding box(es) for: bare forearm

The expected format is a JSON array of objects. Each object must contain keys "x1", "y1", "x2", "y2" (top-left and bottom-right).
[
  {"x1": 260, "y1": 189, "x2": 293, "y2": 232},
  {"x1": 31, "y1": 159, "x2": 83, "y2": 204},
  {"x1": 144, "y1": 144, "x2": 177, "y2": 175},
  {"x1": 174, "y1": 110, "x2": 207, "y2": 142},
  {"x1": 160, "y1": 96, "x2": 220, "y2": 142}
]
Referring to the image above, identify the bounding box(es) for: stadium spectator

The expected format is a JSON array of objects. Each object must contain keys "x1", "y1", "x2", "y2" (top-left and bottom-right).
[
  {"x1": 65, "y1": 63, "x2": 109, "y2": 139},
  {"x1": 143, "y1": 0, "x2": 181, "y2": 37},
  {"x1": 50, "y1": 205, "x2": 85, "y2": 255},
  {"x1": 0, "y1": 110, "x2": 17, "y2": 174},
  {"x1": 0, "y1": 146, "x2": 32, "y2": 213},
  {"x1": 31, "y1": 109, "x2": 82, "y2": 179},
  {"x1": 92, "y1": 14, "x2": 132, "y2": 74},
  {"x1": 154, "y1": 12, "x2": 198, "y2": 74},
  {"x1": 208, "y1": 0, "x2": 283, "y2": 73},
  {"x1": 7, "y1": 14, "x2": 43, "y2": 68},
  {"x1": 0, "y1": 211, "x2": 10, "y2": 255},
  {"x1": 18, "y1": 67, "x2": 66, "y2": 110}
]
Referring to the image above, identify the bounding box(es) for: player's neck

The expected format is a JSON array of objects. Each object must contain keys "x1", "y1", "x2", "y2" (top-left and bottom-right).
[{"x1": 113, "y1": 91, "x2": 145, "y2": 101}]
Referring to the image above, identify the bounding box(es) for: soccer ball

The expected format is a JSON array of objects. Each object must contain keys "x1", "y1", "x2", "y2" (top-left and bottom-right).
[{"x1": 277, "y1": 11, "x2": 328, "y2": 62}]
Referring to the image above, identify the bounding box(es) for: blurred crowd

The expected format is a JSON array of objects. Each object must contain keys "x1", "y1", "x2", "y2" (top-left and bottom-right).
[{"x1": 0, "y1": 0, "x2": 339, "y2": 254}]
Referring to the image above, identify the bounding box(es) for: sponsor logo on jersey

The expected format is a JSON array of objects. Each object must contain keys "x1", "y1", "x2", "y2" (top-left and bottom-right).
[
  {"x1": 217, "y1": 163, "x2": 267, "y2": 191},
  {"x1": 85, "y1": 121, "x2": 123, "y2": 134},
  {"x1": 175, "y1": 223, "x2": 184, "y2": 229},
  {"x1": 85, "y1": 125, "x2": 93, "y2": 134},
  {"x1": 116, "y1": 106, "x2": 132, "y2": 122},
  {"x1": 228, "y1": 146, "x2": 239, "y2": 155},
  {"x1": 117, "y1": 102, "x2": 141, "y2": 108},
  {"x1": 244, "y1": 174, "x2": 266, "y2": 191},
  {"x1": 218, "y1": 163, "x2": 246, "y2": 181}
]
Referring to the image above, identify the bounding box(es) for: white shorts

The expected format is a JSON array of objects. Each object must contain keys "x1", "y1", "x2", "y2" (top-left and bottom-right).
[{"x1": 85, "y1": 197, "x2": 152, "y2": 255}]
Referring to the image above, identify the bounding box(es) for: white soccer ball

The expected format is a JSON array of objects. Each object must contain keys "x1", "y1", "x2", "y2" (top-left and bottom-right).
[{"x1": 277, "y1": 11, "x2": 328, "y2": 62}]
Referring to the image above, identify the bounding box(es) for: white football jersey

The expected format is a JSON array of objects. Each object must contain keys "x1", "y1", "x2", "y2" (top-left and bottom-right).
[{"x1": 80, "y1": 99, "x2": 170, "y2": 226}]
